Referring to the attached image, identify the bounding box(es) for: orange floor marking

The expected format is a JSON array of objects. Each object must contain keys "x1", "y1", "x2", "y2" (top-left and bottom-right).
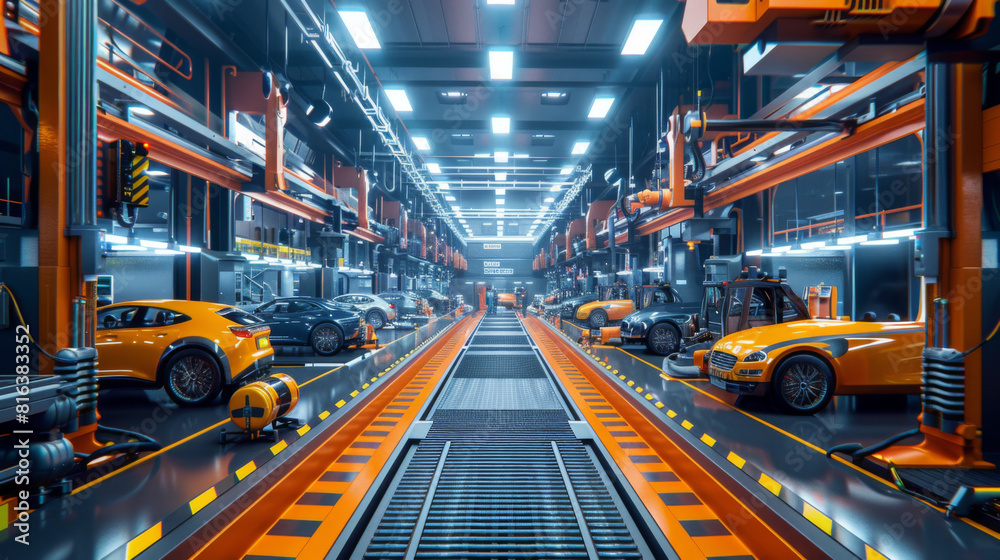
[{"x1": 260, "y1": 314, "x2": 481, "y2": 560}]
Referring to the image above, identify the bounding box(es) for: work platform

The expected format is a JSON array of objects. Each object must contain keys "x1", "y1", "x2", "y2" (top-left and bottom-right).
[{"x1": 4, "y1": 311, "x2": 1000, "y2": 559}]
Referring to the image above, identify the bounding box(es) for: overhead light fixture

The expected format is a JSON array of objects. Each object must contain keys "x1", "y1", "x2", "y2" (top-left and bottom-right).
[
  {"x1": 750, "y1": 155, "x2": 767, "y2": 162},
  {"x1": 413, "y1": 137, "x2": 431, "y2": 151},
  {"x1": 774, "y1": 145, "x2": 792, "y2": 156},
  {"x1": 883, "y1": 228, "x2": 920, "y2": 239},
  {"x1": 572, "y1": 142, "x2": 589, "y2": 155},
  {"x1": 489, "y1": 50, "x2": 514, "y2": 80},
  {"x1": 621, "y1": 19, "x2": 663, "y2": 56},
  {"x1": 451, "y1": 205, "x2": 460, "y2": 212},
  {"x1": 438, "y1": 182, "x2": 450, "y2": 190},
  {"x1": 560, "y1": 167, "x2": 573, "y2": 175},
  {"x1": 495, "y1": 151, "x2": 509, "y2": 163},
  {"x1": 147, "y1": 170, "x2": 169, "y2": 177},
  {"x1": 445, "y1": 195, "x2": 456, "y2": 201},
  {"x1": 550, "y1": 185, "x2": 562, "y2": 192},
  {"x1": 541, "y1": 92, "x2": 569, "y2": 105},
  {"x1": 496, "y1": 198, "x2": 505, "y2": 205},
  {"x1": 385, "y1": 88, "x2": 413, "y2": 112},
  {"x1": 495, "y1": 172, "x2": 507, "y2": 181},
  {"x1": 129, "y1": 106, "x2": 155, "y2": 117},
  {"x1": 544, "y1": 197, "x2": 555, "y2": 203},
  {"x1": 306, "y1": 98, "x2": 333, "y2": 127},
  {"x1": 588, "y1": 97, "x2": 615, "y2": 119},
  {"x1": 837, "y1": 235, "x2": 869, "y2": 245},
  {"x1": 862, "y1": 238, "x2": 901, "y2": 246},
  {"x1": 496, "y1": 188, "x2": 506, "y2": 195},
  {"x1": 427, "y1": 162, "x2": 441, "y2": 174},
  {"x1": 339, "y1": 11, "x2": 381, "y2": 50},
  {"x1": 458, "y1": 219, "x2": 467, "y2": 224},
  {"x1": 492, "y1": 116, "x2": 510, "y2": 134},
  {"x1": 497, "y1": 220, "x2": 504, "y2": 225}
]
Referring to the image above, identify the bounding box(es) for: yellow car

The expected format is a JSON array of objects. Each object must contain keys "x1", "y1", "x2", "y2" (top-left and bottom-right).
[
  {"x1": 95, "y1": 300, "x2": 274, "y2": 406},
  {"x1": 577, "y1": 284, "x2": 682, "y2": 328},
  {"x1": 707, "y1": 319, "x2": 924, "y2": 414}
]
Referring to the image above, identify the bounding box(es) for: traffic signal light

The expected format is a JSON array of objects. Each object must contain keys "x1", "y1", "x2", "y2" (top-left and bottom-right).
[{"x1": 110, "y1": 139, "x2": 150, "y2": 208}]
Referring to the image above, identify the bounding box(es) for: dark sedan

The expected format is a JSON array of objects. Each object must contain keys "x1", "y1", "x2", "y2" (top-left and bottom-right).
[
  {"x1": 619, "y1": 301, "x2": 700, "y2": 355},
  {"x1": 379, "y1": 291, "x2": 421, "y2": 317},
  {"x1": 253, "y1": 297, "x2": 365, "y2": 356}
]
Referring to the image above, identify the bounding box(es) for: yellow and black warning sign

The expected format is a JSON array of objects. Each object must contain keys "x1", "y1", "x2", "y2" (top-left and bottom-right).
[
  {"x1": 111, "y1": 139, "x2": 151, "y2": 208},
  {"x1": 128, "y1": 153, "x2": 150, "y2": 207}
]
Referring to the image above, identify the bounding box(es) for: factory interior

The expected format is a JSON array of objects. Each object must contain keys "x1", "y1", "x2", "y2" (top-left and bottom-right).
[{"x1": 4, "y1": 0, "x2": 1000, "y2": 558}]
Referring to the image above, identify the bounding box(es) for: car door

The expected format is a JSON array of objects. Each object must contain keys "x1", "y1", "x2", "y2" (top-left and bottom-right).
[
  {"x1": 95, "y1": 305, "x2": 144, "y2": 379},
  {"x1": 255, "y1": 301, "x2": 293, "y2": 342},
  {"x1": 288, "y1": 301, "x2": 324, "y2": 343},
  {"x1": 131, "y1": 306, "x2": 187, "y2": 382}
]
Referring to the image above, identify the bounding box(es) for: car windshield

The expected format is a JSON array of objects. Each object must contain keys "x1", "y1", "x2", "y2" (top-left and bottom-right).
[{"x1": 217, "y1": 307, "x2": 265, "y2": 325}]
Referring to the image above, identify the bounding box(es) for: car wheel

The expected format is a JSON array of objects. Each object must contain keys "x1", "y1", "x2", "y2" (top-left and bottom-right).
[
  {"x1": 366, "y1": 310, "x2": 386, "y2": 330},
  {"x1": 770, "y1": 355, "x2": 834, "y2": 415},
  {"x1": 589, "y1": 310, "x2": 608, "y2": 329},
  {"x1": 163, "y1": 349, "x2": 222, "y2": 406},
  {"x1": 311, "y1": 324, "x2": 344, "y2": 356},
  {"x1": 646, "y1": 323, "x2": 680, "y2": 356}
]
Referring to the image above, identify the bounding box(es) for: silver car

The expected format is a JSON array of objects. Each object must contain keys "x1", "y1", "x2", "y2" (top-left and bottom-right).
[{"x1": 331, "y1": 293, "x2": 397, "y2": 329}]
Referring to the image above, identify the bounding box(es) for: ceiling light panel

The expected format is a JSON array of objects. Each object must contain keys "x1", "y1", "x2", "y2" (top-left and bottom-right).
[
  {"x1": 492, "y1": 117, "x2": 511, "y2": 134},
  {"x1": 588, "y1": 97, "x2": 615, "y2": 119},
  {"x1": 427, "y1": 163, "x2": 441, "y2": 174},
  {"x1": 339, "y1": 11, "x2": 381, "y2": 50},
  {"x1": 572, "y1": 142, "x2": 590, "y2": 155},
  {"x1": 489, "y1": 50, "x2": 514, "y2": 80},
  {"x1": 494, "y1": 152, "x2": 509, "y2": 163},
  {"x1": 384, "y1": 88, "x2": 412, "y2": 112},
  {"x1": 495, "y1": 172, "x2": 507, "y2": 181},
  {"x1": 621, "y1": 19, "x2": 663, "y2": 56},
  {"x1": 413, "y1": 137, "x2": 431, "y2": 151}
]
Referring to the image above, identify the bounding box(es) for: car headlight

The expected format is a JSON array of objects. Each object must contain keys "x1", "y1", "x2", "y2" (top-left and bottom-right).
[{"x1": 744, "y1": 350, "x2": 767, "y2": 363}]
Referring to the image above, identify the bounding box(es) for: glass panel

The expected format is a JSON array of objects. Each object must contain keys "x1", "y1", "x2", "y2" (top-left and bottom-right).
[{"x1": 98, "y1": 306, "x2": 140, "y2": 330}]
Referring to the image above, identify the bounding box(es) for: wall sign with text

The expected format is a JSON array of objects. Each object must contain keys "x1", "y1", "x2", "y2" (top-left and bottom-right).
[{"x1": 482, "y1": 260, "x2": 514, "y2": 275}]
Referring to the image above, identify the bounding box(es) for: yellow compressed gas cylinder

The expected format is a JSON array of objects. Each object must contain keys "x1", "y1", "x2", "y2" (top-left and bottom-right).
[{"x1": 228, "y1": 373, "x2": 300, "y2": 433}]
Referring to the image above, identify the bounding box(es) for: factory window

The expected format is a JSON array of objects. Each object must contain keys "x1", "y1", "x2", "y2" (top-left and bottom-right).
[
  {"x1": 854, "y1": 135, "x2": 923, "y2": 234},
  {"x1": 771, "y1": 163, "x2": 844, "y2": 244}
]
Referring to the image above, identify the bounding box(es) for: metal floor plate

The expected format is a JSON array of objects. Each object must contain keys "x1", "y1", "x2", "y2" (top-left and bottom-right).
[{"x1": 435, "y1": 378, "x2": 565, "y2": 410}]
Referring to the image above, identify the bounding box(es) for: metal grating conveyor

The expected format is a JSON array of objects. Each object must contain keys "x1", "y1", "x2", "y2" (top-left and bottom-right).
[{"x1": 357, "y1": 314, "x2": 647, "y2": 559}]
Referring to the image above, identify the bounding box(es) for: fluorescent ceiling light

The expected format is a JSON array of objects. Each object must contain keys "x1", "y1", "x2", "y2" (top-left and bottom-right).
[
  {"x1": 622, "y1": 19, "x2": 663, "y2": 56},
  {"x1": 774, "y1": 145, "x2": 792, "y2": 156},
  {"x1": 495, "y1": 151, "x2": 509, "y2": 163},
  {"x1": 339, "y1": 11, "x2": 381, "y2": 49},
  {"x1": 438, "y1": 182, "x2": 449, "y2": 190},
  {"x1": 751, "y1": 155, "x2": 768, "y2": 162},
  {"x1": 497, "y1": 220, "x2": 504, "y2": 225},
  {"x1": 572, "y1": 142, "x2": 589, "y2": 155},
  {"x1": 550, "y1": 185, "x2": 562, "y2": 192},
  {"x1": 129, "y1": 106, "x2": 155, "y2": 116},
  {"x1": 883, "y1": 228, "x2": 919, "y2": 239},
  {"x1": 544, "y1": 197, "x2": 555, "y2": 203},
  {"x1": 138, "y1": 239, "x2": 168, "y2": 249},
  {"x1": 533, "y1": 219, "x2": 542, "y2": 224},
  {"x1": 445, "y1": 195, "x2": 456, "y2": 201},
  {"x1": 495, "y1": 172, "x2": 507, "y2": 181},
  {"x1": 458, "y1": 219, "x2": 467, "y2": 224},
  {"x1": 862, "y1": 239, "x2": 900, "y2": 246},
  {"x1": 492, "y1": 117, "x2": 510, "y2": 134},
  {"x1": 489, "y1": 50, "x2": 514, "y2": 80},
  {"x1": 496, "y1": 199, "x2": 505, "y2": 205},
  {"x1": 496, "y1": 188, "x2": 506, "y2": 195},
  {"x1": 413, "y1": 137, "x2": 431, "y2": 151},
  {"x1": 588, "y1": 97, "x2": 615, "y2": 119},
  {"x1": 385, "y1": 88, "x2": 413, "y2": 112},
  {"x1": 837, "y1": 235, "x2": 868, "y2": 245},
  {"x1": 451, "y1": 205, "x2": 460, "y2": 212},
  {"x1": 560, "y1": 167, "x2": 573, "y2": 175},
  {"x1": 427, "y1": 163, "x2": 441, "y2": 174},
  {"x1": 147, "y1": 170, "x2": 169, "y2": 177}
]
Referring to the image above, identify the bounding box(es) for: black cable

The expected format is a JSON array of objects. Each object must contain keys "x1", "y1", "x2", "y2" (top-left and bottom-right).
[{"x1": 97, "y1": 425, "x2": 159, "y2": 445}]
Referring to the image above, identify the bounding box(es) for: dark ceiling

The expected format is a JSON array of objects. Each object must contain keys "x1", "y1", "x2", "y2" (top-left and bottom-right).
[{"x1": 175, "y1": 0, "x2": 679, "y2": 240}]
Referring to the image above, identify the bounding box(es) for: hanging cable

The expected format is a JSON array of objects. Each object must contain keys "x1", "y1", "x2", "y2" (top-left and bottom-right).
[{"x1": 0, "y1": 283, "x2": 58, "y2": 361}]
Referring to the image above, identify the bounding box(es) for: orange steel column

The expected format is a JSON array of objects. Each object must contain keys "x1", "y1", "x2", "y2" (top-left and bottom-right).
[
  {"x1": 37, "y1": 0, "x2": 75, "y2": 362},
  {"x1": 877, "y1": 63, "x2": 990, "y2": 468}
]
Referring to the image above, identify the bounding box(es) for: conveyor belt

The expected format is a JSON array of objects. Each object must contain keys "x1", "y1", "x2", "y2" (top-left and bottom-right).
[{"x1": 350, "y1": 313, "x2": 658, "y2": 559}]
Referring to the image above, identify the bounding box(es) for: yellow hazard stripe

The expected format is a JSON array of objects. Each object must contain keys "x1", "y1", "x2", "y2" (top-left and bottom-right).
[{"x1": 125, "y1": 522, "x2": 162, "y2": 559}]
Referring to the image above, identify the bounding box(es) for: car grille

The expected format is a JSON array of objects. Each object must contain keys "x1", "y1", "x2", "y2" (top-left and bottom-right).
[{"x1": 711, "y1": 351, "x2": 738, "y2": 371}]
